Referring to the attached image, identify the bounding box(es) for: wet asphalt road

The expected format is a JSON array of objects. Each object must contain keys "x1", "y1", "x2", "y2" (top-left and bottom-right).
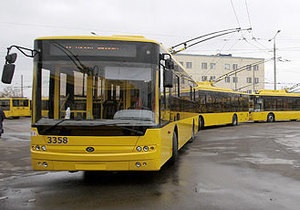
[{"x1": 0, "y1": 118, "x2": 300, "y2": 210}]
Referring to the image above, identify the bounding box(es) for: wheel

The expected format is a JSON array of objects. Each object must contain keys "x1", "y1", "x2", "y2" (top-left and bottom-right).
[
  {"x1": 169, "y1": 132, "x2": 178, "y2": 165},
  {"x1": 267, "y1": 113, "x2": 275, "y2": 122},
  {"x1": 198, "y1": 116, "x2": 204, "y2": 131},
  {"x1": 189, "y1": 121, "x2": 195, "y2": 143},
  {"x1": 232, "y1": 114, "x2": 238, "y2": 126}
]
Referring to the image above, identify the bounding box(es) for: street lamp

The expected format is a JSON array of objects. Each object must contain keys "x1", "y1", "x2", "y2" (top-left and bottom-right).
[{"x1": 268, "y1": 30, "x2": 281, "y2": 90}]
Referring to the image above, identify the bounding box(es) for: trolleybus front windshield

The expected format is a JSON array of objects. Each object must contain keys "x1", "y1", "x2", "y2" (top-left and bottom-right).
[{"x1": 33, "y1": 40, "x2": 159, "y2": 131}]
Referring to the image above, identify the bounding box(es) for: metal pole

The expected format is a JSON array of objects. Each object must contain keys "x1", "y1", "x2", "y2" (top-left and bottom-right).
[
  {"x1": 269, "y1": 30, "x2": 280, "y2": 90},
  {"x1": 21, "y1": 74, "x2": 24, "y2": 97},
  {"x1": 235, "y1": 71, "x2": 237, "y2": 90},
  {"x1": 252, "y1": 65, "x2": 255, "y2": 93},
  {"x1": 273, "y1": 40, "x2": 277, "y2": 90}
]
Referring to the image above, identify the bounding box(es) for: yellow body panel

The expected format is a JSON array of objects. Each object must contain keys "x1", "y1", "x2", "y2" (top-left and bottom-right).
[
  {"x1": 200, "y1": 112, "x2": 249, "y2": 126},
  {"x1": 31, "y1": 115, "x2": 197, "y2": 171},
  {"x1": 250, "y1": 111, "x2": 300, "y2": 122}
]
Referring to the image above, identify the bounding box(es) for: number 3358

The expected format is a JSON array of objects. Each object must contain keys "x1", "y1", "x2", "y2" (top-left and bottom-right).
[{"x1": 47, "y1": 137, "x2": 68, "y2": 144}]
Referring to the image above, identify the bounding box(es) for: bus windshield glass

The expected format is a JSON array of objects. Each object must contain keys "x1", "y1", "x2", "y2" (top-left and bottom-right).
[{"x1": 32, "y1": 39, "x2": 159, "y2": 128}]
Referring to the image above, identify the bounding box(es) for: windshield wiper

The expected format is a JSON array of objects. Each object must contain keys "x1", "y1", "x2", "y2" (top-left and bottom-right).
[
  {"x1": 119, "y1": 126, "x2": 144, "y2": 135},
  {"x1": 39, "y1": 119, "x2": 67, "y2": 134},
  {"x1": 51, "y1": 42, "x2": 94, "y2": 75}
]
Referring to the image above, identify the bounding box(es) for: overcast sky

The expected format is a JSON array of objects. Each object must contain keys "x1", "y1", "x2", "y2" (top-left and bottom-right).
[{"x1": 1, "y1": 0, "x2": 300, "y2": 96}]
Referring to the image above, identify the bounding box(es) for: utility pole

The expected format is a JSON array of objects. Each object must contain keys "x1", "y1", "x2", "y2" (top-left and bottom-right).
[
  {"x1": 21, "y1": 74, "x2": 23, "y2": 97},
  {"x1": 269, "y1": 30, "x2": 281, "y2": 90},
  {"x1": 252, "y1": 65, "x2": 255, "y2": 93}
]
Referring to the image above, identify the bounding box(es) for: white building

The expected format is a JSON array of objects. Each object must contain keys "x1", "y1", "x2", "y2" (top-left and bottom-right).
[{"x1": 174, "y1": 53, "x2": 265, "y2": 93}]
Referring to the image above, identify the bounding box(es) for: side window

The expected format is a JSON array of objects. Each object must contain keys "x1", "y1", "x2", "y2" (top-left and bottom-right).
[{"x1": 13, "y1": 100, "x2": 19, "y2": 107}]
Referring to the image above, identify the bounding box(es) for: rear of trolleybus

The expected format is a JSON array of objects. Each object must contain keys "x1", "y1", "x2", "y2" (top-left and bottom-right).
[
  {"x1": 30, "y1": 35, "x2": 183, "y2": 171},
  {"x1": 0, "y1": 98, "x2": 30, "y2": 118}
]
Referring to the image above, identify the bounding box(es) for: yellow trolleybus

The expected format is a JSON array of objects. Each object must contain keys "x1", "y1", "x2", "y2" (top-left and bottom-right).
[
  {"x1": 194, "y1": 81, "x2": 249, "y2": 129},
  {"x1": 0, "y1": 97, "x2": 31, "y2": 118},
  {"x1": 250, "y1": 89, "x2": 300, "y2": 122},
  {"x1": 3, "y1": 35, "x2": 199, "y2": 171}
]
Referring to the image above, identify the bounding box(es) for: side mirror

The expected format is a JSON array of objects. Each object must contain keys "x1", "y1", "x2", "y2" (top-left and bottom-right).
[
  {"x1": 165, "y1": 59, "x2": 174, "y2": 70},
  {"x1": 2, "y1": 53, "x2": 18, "y2": 84},
  {"x1": 163, "y1": 70, "x2": 173, "y2": 88},
  {"x1": 5, "y1": 53, "x2": 17, "y2": 64},
  {"x1": 2, "y1": 64, "x2": 15, "y2": 84}
]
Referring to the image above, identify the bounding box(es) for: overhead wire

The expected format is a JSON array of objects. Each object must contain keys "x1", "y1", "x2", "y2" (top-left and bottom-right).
[
  {"x1": 230, "y1": 0, "x2": 241, "y2": 28},
  {"x1": 201, "y1": 34, "x2": 242, "y2": 77},
  {"x1": 244, "y1": 0, "x2": 254, "y2": 39}
]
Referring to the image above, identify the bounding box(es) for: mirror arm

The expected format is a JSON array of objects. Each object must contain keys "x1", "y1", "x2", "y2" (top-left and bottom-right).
[
  {"x1": 159, "y1": 53, "x2": 175, "y2": 70},
  {"x1": 159, "y1": 53, "x2": 172, "y2": 61},
  {"x1": 6, "y1": 45, "x2": 39, "y2": 59}
]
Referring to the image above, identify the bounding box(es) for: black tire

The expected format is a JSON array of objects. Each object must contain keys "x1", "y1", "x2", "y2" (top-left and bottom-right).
[
  {"x1": 189, "y1": 121, "x2": 195, "y2": 143},
  {"x1": 198, "y1": 116, "x2": 204, "y2": 131},
  {"x1": 267, "y1": 113, "x2": 275, "y2": 122},
  {"x1": 232, "y1": 114, "x2": 238, "y2": 126},
  {"x1": 169, "y1": 132, "x2": 178, "y2": 165}
]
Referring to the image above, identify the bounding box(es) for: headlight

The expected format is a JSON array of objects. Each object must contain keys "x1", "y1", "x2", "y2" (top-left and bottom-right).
[
  {"x1": 136, "y1": 146, "x2": 142, "y2": 152},
  {"x1": 41, "y1": 145, "x2": 47, "y2": 151},
  {"x1": 143, "y1": 146, "x2": 149, "y2": 152}
]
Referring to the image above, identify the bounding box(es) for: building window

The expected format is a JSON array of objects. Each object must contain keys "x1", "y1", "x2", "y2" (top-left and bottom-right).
[
  {"x1": 246, "y1": 77, "x2": 252, "y2": 83},
  {"x1": 210, "y1": 63, "x2": 216, "y2": 69},
  {"x1": 210, "y1": 76, "x2": 216, "y2": 81},
  {"x1": 186, "y1": 62, "x2": 192, "y2": 69},
  {"x1": 225, "y1": 76, "x2": 230, "y2": 83},
  {"x1": 201, "y1": 62, "x2": 207, "y2": 69},
  {"x1": 225, "y1": 64, "x2": 230, "y2": 70},
  {"x1": 202, "y1": 76, "x2": 208, "y2": 81},
  {"x1": 233, "y1": 77, "x2": 238, "y2": 83},
  {"x1": 246, "y1": 65, "x2": 251, "y2": 71},
  {"x1": 255, "y1": 78, "x2": 259, "y2": 84},
  {"x1": 233, "y1": 64, "x2": 238, "y2": 70},
  {"x1": 253, "y1": 65, "x2": 259, "y2": 71}
]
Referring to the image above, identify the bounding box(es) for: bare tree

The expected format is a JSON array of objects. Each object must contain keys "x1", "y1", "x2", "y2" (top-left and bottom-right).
[{"x1": 0, "y1": 86, "x2": 20, "y2": 98}]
